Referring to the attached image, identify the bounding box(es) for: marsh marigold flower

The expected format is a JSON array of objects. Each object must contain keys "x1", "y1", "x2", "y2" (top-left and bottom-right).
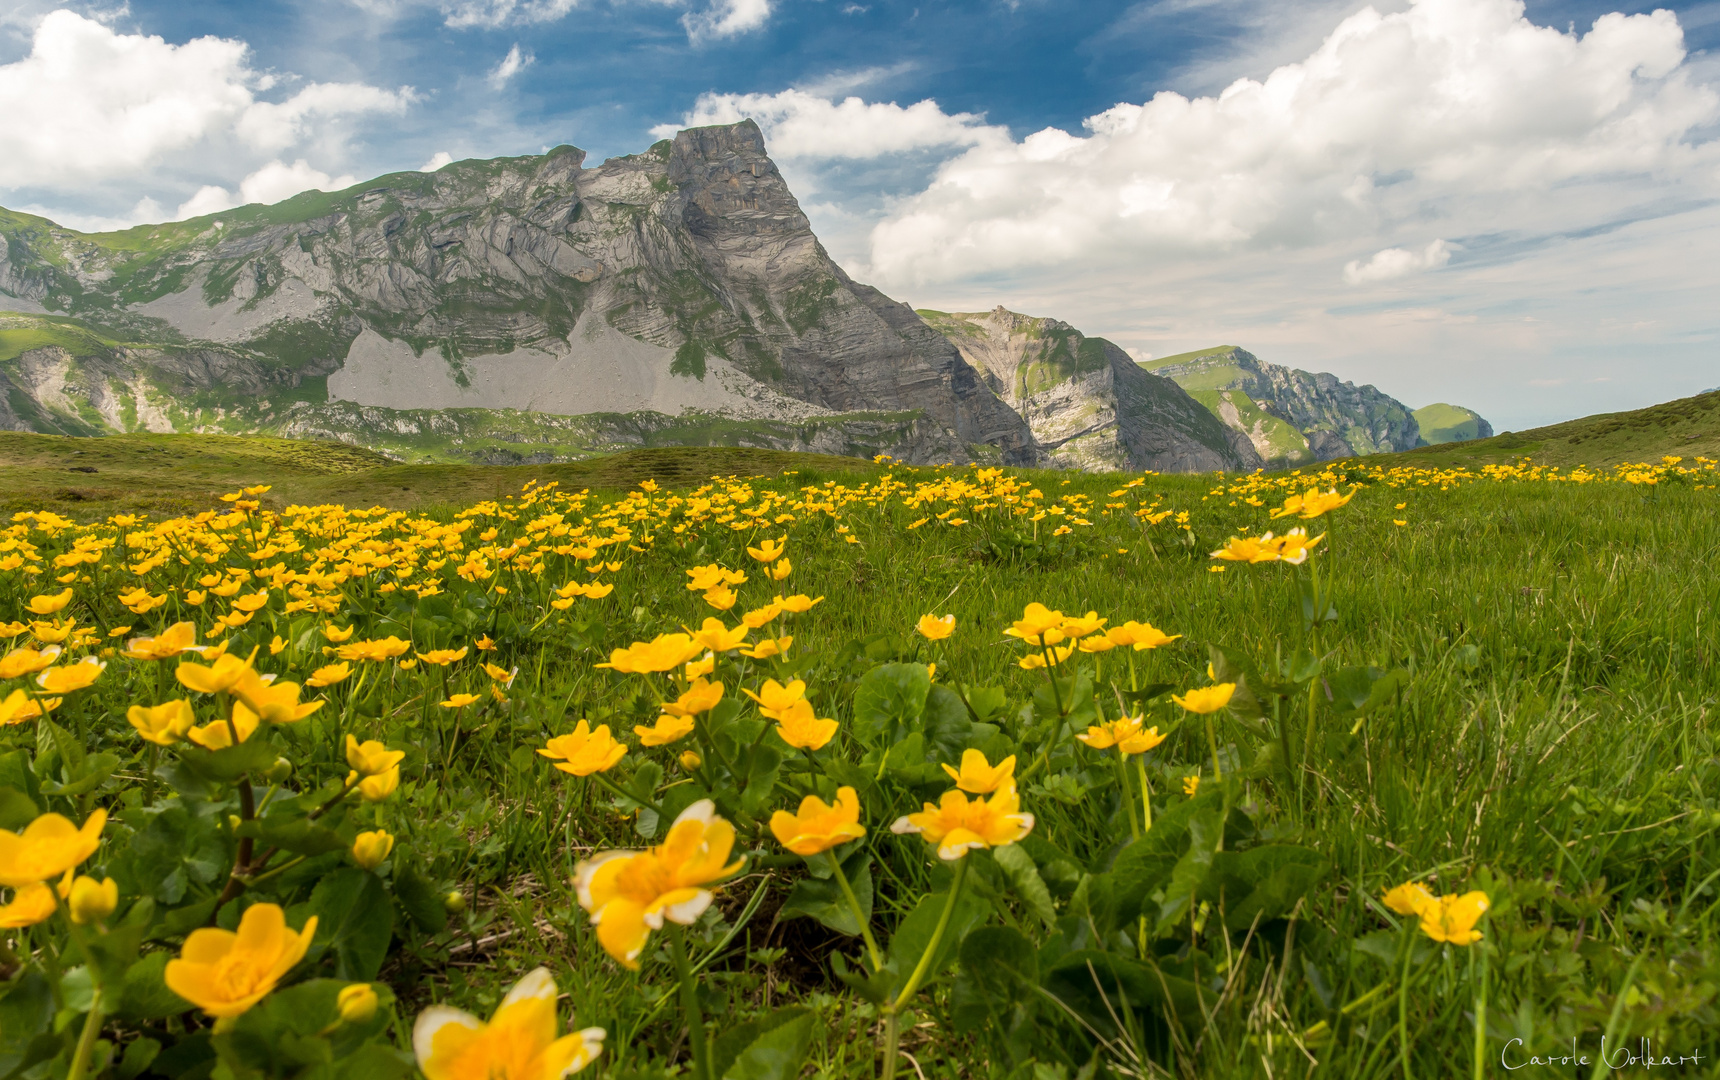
[
  {"x1": 0, "y1": 646, "x2": 59, "y2": 680},
  {"x1": 306, "y1": 662, "x2": 353, "y2": 688},
  {"x1": 176, "y1": 651, "x2": 256, "y2": 695},
  {"x1": 128, "y1": 700, "x2": 197, "y2": 746},
  {"x1": 1076, "y1": 715, "x2": 1167, "y2": 756},
  {"x1": 740, "y1": 636, "x2": 792, "y2": 660},
  {"x1": 351, "y1": 830, "x2": 395, "y2": 870},
  {"x1": 67, "y1": 875, "x2": 117, "y2": 924},
  {"x1": 662, "y1": 678, "x2": 723, "y2": 718},
  {"x1": 187, "y1": 705, "x2": 262, "y2": 749},
  {"x1": 892, "y1": 786, "x2": 1035, "y2": 861},
  {"x1": 1210, "y1": 536, "x2": 1280, "y2": 564},
  {"x1": 596, "y1": 634, "x2": 702, "y2": 675},
  {"x1": 0, "y1": 809, "x2": 106, "y2": 886},
  {"x1": 746, "y1": 535, "x2": 787, "y2": 563},
  {"x1": 413, "y1": 967, "x2": 605, "y2": 1080},
  {"x1": 743, "y1": 678, "x2": 805, "y2": 718},
  {"x1": 441, "y1": 694, "x2": 480, "y2": 708},
  {"x1": 323, "y1": 623, "x2": 356, "y2": 643},
  {"x1": 635, "y1": 713, "x2": 696, "y2": 747},
  {"x1": 1267, "y1": 528, "x2": 1323, "y2": 565},
  {"x1": 0, "y1": 881, "x2": 56, "y2": 928},
  {"x1": 0, "y1": 689, "x2": 46, "y2": 727},
  {"x1": 1006, "y1": 603, "x2": 1065, "y2": 644},
  {"x1": 688, "y1": 618, "x2": 748, "y2": 653},
  {"x1": 917, "y1": 614, "x2": 956, "y2": 641},
  {"x1": 941, "y1": 749, "x2": 1016, "y2": 794},
  {"x1": 337, "y1": 983, "x2": 379, "y2": 1025},
  {"x1": 1383, "y1": 881, "x2": 1435, "y2": 916},
  {"x1": 346, "y1": 766, "x2": 400, "y2": 802},
  {"x1": 1173, "y1": 684, "x2": 1236, "y2": 714},
  {"x1": 34, "y1": 657, "x2": 103, "y2": 694},
  {"x1": 575, "y1": 800, "x2": 744, "y2": 969},
  {"x1": 1182, "y1": 775, "x2": 1201, "y2": 797},
  {"x1": 346, "y1": 736, "x2": 405, "y2": 777},
  {"x1": 773, "y1": 699, "x2": 838, "y2": 751},
  {"x1": 25, "y1": 589, "x2": 72, "y2": 616},
  {"x1": 417, "y1": 647, "x2": 469, "y2": 666},
  {"x1": 122, "y1": 622, "x2": 198, "y2": 661},
  {"x1": 770, "y1": 787, "x2": 866, "y2": 855},
  {"x1": 165, "y1": 903, "x2": 317, "y2": 1019},
  {"x1": 1417, "y1": 891, "x2": 1489, "y2": 945},
  {"x1": 1271, "y1": 487, "x2": 1355, "y2": 520},
  {"x1": 233, "y1": 670, "x2": 322, "y2": 723},
  {"x1": 539, "y1": 721, "x2": 627, "y2": 776},
  {"x1": 337, "y1": 637, "x2": 411, "y2": 663}
]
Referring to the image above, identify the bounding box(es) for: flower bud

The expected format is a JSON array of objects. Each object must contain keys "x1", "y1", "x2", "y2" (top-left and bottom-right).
[
  {"x1": 443, "y1": 890, "x2": 467, "y2": 914},
  {"x1": 679, "y1": 750, "x2": 702, "y2": 771},
  {"x1": 351, "y1": 830, "x2": 395, "y2": 871},
  {"x1": 265, "y1": 757, "x2": 294, "y2": 783},
  {"x1": 336, "y1": 983, "x2": 378, "y2": 1024},
  {"x1": 68, "y1": 876, "x2": 117, "y2": 925},
  {"x1": 228, "y1": 814, "x2": 243, "y2": 831}
]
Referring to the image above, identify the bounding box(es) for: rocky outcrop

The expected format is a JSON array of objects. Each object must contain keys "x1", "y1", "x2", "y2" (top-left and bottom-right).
[
  {"x1": 1142, "y1": 346, "x2": 1421, "y2": 464},
  {"x1": 924, "y1": 307, "x2": 1258, "y2": 472}
]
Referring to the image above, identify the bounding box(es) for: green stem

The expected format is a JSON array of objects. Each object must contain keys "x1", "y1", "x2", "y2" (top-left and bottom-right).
[
  {"x1": 882, "y1": 1012, "x2": 901, "y2": 1080},
  {"x1": 1205, "y1": 715, "x2": 1223, "y2": 782},
  {"x1": 829, "y1": 851, "x2": 883, "y2": 970},
  {"x1": 590, "y1": 770, "x2": 664, "y2": 819},
  {"x1": 1399, "y1": 929, "x2": 1415, "y2": 1080},
  {"x1": 65, "y1": 986, "x2": 103, "y2": 1080},
  {"x1": 670, "y1": 924, "x2": 711, "y2": 1080},
  {"x1": 1473, "y1": 940, "x2": 1488, "y2": 1080},
  {"x1": 1136, "y1": 753, "x2": 1153, "y2": 832},
  {"x1": 1116, "y1": 750, "x2": 1140, "y2": 839},
  {"x1": 891, "y1": 857, "x2": 968, "y2": 1012}
]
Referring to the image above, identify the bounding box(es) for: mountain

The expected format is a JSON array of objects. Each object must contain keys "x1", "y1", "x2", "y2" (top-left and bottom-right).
[
  {"x1": 1413, "y1": 402, "x2": 1493, "y2": 444},
  {"x1": 919, "y1": 307, "x2": 1259, "y2": 472},
  {"x1": 1138, "y1": 345, "x2": 1443, "y2": 467},
  {"x1": 1380, "y1": 389, "x2": 1720, "y2": 468},
  {"x1": 0, "y1": 122, "x2": 1249, "y2": 472}
]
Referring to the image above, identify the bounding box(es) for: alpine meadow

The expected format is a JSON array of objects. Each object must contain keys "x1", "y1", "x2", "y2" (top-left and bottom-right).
[{"x1": 0, "y1": 441, "x2": 1715, "y2": 1079}]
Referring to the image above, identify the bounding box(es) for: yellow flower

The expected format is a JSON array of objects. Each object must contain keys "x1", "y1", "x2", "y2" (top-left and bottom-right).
[
  {"x1": 324, "y1": 623, "x2": 356, "y2": 642},
  {"x1": 1182, "y1": 775, "x2": 1201, "y2": 797},
  {"x1": 1210, "y1": 535, "x2": 1280, "y2": 563},
  {"x1": 127, "y1": 700, "x2": 197, "y2": 746},
  {"x1": 940, "y1": 749, "x2": 1016, "y2": 794},
  {"x1": 539, "y1": 721, "x2": 628, "y2": 776},
  {"x1": 233, "y1": 670, "x2": 323, "y2": 724},
  {"x1": 746, "y1": 535, "x2": 787, "y2": 563},
  {"x1": 165, "y1": 902, "x2": 318, "y2": 1019},
  {"x1": 336, "y1": 637, "x2": 412, "y2": 663},
  {"x1": 891, "y1": 786, "x2": 1035, "y2": 861},
  {"x1": 351, "y1": 830, "x2": 395, "y2": 870},
  {"x1": 1266, "y1": 528, "x2": 1324, "y2": 565},
  {"x1": 122, "y1": 622, "x2": 199, "y2": 660},
  {"x1": 0, "y1": 809, "x2": 107, "y2": 886},
  {"x1": 678, "y1": 750, "x2": 702, "y2": 771},
  {"x1": 1005, "y1": 602, "x2": 1065, "y2": 644},
  {"x1": 574, "y1": 800, "x2": 745, "y2": 969},
  {"x1": 26, "y1": 589, "x2": 72, "y2": 616},
  {"x1": 0, "y1": 645, "x2": 60, "y2": 679},
  {"x1": 32, "y1": 653, "x2": 103, "y2": 694},
  {"x1": 187, "y1": 705, "x2": 261, "y2": 749},
  {"x1": 0, "y1": 689, "x2": 45, "y2": 727},
  {"x1": 413, "y1": 967, "x2": 605, "y2": 1079},
  {"x1": 306, "y1": 662, "x2": 353, "y2": 688},
  {"x1": 68, "y1": 875, "x2": 117, "y2": 925},
  {"x1": 0, "y1": 881, "x2": 56, "y2": 928},
  {"x1": 343, "y1": 766, "x2": 400, "y2": 802},
  {"x1": 1417, "y1": 891, "x2": 1489, "y2": 945},
  {"x1": 482, "y1": 662, "x2": 517, "y2": 687},
  {"x1": 1270, "y1": 486, "x2": 1356, "y2": 520},
  {"x1": 742, "y1": 678, "x2": 806, "y2": 718},
  {"x1": 740, "y1": 601, "x2": 783, "y2": 629},
  {"x1": 662, "y1": 678, "x2": 723, "y2": 718},
  {"x1": 774, "y1": 699, "x2": 839, "y2": 751},
  {"x1": 635, "y1": 713, "x2": 696, "y2": 747},
  {"x1": 596, "y1": 634, "x2": 702, "y2": 675},
  {"x1": 232, "y1": 591, "x2": 270, "y2": 613},
  {"x1": 1077, "y1": 635, "x2": 1116, "y2": 653},
  {"x1": 776, "y1": 593, "x2": 822, "y2": 614},
  {"x1": 1172, "y1": 684, "x2": 1236, "y2": 714},
  {"x1": 770, "y1": 557, "x2": 793, "y2": 581},
  {"x1": 475, "y1": 635, "x2": 497, "y2": 652},
  {"x1": 1075, "y1": 715, "x2": 1168, "y2": 756},
  {"x1": 770, "y1": 787, "x2": 866, "y2": 855},
  {"x1": 346, "y1": 736, "x2": 405, "y2": 777},
  {"x1": 337, "y1": 983, "x2": 379, "y2": 1025},
  {"x1": 441, "y1": 693, "x2": 481, "y2": 708},
  {"x1": 1382, "y1": 881, "x2": 1435, "y2": 916},
  {"x1": 1058, "y1": 611, "x2": 1106, "y2": 638},
  {"x1": 269, "y1": 635, "x2": 287, "y2": 656},
  {"x1": 184, "y1": 590, "x2": 207, "y2": 606},
  {"x1": 1106, "y1": 621, "x2": 1181, "y2": 650},
  {"x1": 916, "y1": 613, "x2": 956, "y2": 641},
  {"x1": 417, "y1": 647, "x2": 469, "y2": 666},
  {"x1": 688, "y1": 618, "x2": 748, "y2": 653},
  {"x1": 740, "y1": 635, "x2": 793, "y2": 660},
  {"x1": 702, "y1": 585, "x2": 737, "y2": 611},
  {"x1": 1018, "y1": 645, "x2": 1073, "y2": 670},
  {"x1": 29, "y1": 619, "x2": 76, "y2": 644},
  {"x1": 685, "y1": 653, "x2": 716, "y2": 679},
  {"x1": 176, "y1": 651, "x2": 256, "y2": 694}
]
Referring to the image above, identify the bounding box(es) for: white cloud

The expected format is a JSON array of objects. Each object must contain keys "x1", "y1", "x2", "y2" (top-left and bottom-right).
[
  {"x1": 420, "y1": 151, "x2": 455, "y2": 172},
  {"x1": 0, "y1": 10, "x2": 411, "y2": 226},
  {"x1": 652, "y1": 87, "x2": 996, "y2": 159},
  {"x1": 858, "y1": 0, "x2": 1718, "y2": 285},
  {"x1": 682, "y1": 0, "x2": 772, "y2": 42},
  {"x1": 1342, "y1": 239, "x2": 1451, "y2": 284},
  {"x1": 172, "y1": 160, "x2": 360, "y2": 219},
  {"x1": 440, "y1": 0, "x2": 579, "y2": 29},
  {"x1": 487, "y1": 44, "x2": 533, "y2": 89}
]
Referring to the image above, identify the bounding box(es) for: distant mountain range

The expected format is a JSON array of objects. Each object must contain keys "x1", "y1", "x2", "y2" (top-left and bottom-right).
[{"x1": 0, "y1": 121, "x2": 1484, "y2": 471}]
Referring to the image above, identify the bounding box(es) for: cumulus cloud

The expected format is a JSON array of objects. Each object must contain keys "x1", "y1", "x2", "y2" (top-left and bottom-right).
[
  {"x1": 420, "y1": 151, "x2": 456, "y2": 172},
  {"x1": 0, "y1": 10, "x2": 412, "y2": 226},
  {"x1": 440, "y1": 0, "x2": 579, "y2": 29},
  {"x1": 856, "y1": 0, "x2": 1718, "y2": 285},
  {"x1": 682, "y1": 0, "x2": 772, "y2": 42},
  {"x1": 1343, "y1": 239, "x2": 1452, "y2": 284},
  {"x1": 487, "y1": 44, "x2": 534, "y2": 88},
  {"x1": 173, "y1": 160, "x2": 361, "y2": 219},
  {"x1": 652, "y1": 87, "x2": 996, "y2": 159}
]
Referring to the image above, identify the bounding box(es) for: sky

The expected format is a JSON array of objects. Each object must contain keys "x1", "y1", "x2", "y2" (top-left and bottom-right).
[{"x1": 1, "y1": 0, "x2": 1717, "y2": 429}]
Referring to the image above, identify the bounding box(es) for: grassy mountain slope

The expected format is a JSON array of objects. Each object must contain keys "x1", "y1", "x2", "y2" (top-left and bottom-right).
[{"x1": 1413, "y1": 402, "x2": 1492, "y2": 444}]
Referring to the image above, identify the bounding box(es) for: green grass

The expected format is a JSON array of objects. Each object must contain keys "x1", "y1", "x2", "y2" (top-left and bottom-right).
[
  {"x1": 1189, "y1": 388, "x2": 1310, "y2": 465},
  {"x1": 1413, "y1": 403, "x2": 1486, "y2": 444},
  {"x1": 1137, "y1": 345, "x2": 1239, "y2": 371}
]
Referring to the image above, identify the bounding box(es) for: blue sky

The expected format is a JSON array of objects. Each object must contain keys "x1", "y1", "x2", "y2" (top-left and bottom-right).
[{"x1": 2, "y1": 0, "x2": 1718, "y2": 427}]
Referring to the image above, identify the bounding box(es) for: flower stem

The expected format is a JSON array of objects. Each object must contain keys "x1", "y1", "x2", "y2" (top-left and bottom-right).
[
  {"x1": 65, "y1": 986, "x2": 103, "y2": 1080},
  {"x1": 829, "y1": 851, "x2": 882, "y2": 970},
  {"x1": 670, "y1": 924, "x2": 711, "y2": 1080},
  {"x1": 892, "y1": 857, "x2": 968, "y2": 1012},
  {"x1": 1116, "y1": 750, "x2": 1140, "y2": 839},
  {"x1": 1473, "y1": 940, "x2": 1488, "y2": 1080},
  {"x1": 1205, "y1": 715, "x2": 1223, "y2": 782},
  {"x1": 1399, "y1": 929, "x2": 1415, "y2": 1080},
  {"x1": 1135, "y1": 753, "x2": 1153, "y2": 831}
]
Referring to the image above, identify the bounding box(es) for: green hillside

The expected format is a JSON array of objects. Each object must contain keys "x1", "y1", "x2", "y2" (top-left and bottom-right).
[
  {"x1": 1373, "y1": 389, "x2": 1720, "y2": 468},
  {"x1": 1413, "y1": 402, "x2": 1488, "y2": 443},
  {"x1": 1188, "y1": 388, "x2": 1310, "y2": 466}
]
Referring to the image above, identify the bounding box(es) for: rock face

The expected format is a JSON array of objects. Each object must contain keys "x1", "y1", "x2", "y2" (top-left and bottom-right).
[
  {"x1": 1141, "y1": 346, "x2": 1424, "y2": 466},
  {"x1": 922, "y1": 308, "x2": 1258, "y2": 472}
]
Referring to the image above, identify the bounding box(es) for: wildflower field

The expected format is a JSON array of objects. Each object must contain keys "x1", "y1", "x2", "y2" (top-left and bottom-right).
[{"x1": 0, "y1": 449, "x2": 1716, "y2": 1079}]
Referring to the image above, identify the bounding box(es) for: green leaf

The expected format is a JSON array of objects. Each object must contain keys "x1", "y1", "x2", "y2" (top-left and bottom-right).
[
  {"x1": 110, "y1": 805, "x2": 232, "y2": 908},
  {"x1": 40, "y1": 751, "x2": 120, "y2": 797},
  {"x1": 829, "y1": 951, "x2": 894, "y2": 1005},
  {"x1": 715, "y1": 1006, "x2": 816, "y2": 1080},
  {"x1": 852, "y1": 662, "x2": 931, "y2": 745},
  {"x1": 0, "y1": 749, "x2": 41, "y2": 808},
  {"x1": 920, "y1": 684, "x2": 975, "y2": 764},
  {"x1": 1326, "y1": 666, "x2": 1409, "y2": 718},
  {"x1": 40, "y1": 718, "x2": 85, "y2": 778},
  {"x1": 309, "y1": 868, "x2": 394, "y2": 981},
  {"x1": 235, "y1": 815, "x2": 348, "y2": 857},
  {"x1": 0, "y1": 971, "x2": 56, "y2": 1076},
  {"x1": 391, "y1": 855, "x2": 447, "y2": 934},
  {"x1": 960, "y1": 685, "x2": 1008, "y2": 723},
  {"x1": 992, "y1": 844, "x2": 1056, "y2": 930},
  {"x1": 1043, "y1": 950, "x2": 1206, "y2": 1029},
  {"x1": 778, "y1": 852, "x2": 871, "y2": 936},
  {"x1": 113, "y1": 951, "x2": 187, "y2": 1021},
  {"x1": 178, "y1": 737, "x2": 280, "y2": 782},
  {"x1": 951, "y1": 925, "x2": 1038, "y2": 1036},
  {"x1": 888, "y1": 885, "x2": 991, "y2": 988},
  {"x1": 739, "y1": 744, "x2": 783, "y2": 817},
  {"x1": 1154, "y1": 807, "x2": 1222, "y2": 936},
  {"x1": 0, "y1": 785, "x2": 38, "y2": 830},
  {"x1": 1201, "y1": 846, "x2": 1328, "y2": 929},
  {"x1": 116, "y1": 1036, "x2": 161, "y2": 1080}
]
